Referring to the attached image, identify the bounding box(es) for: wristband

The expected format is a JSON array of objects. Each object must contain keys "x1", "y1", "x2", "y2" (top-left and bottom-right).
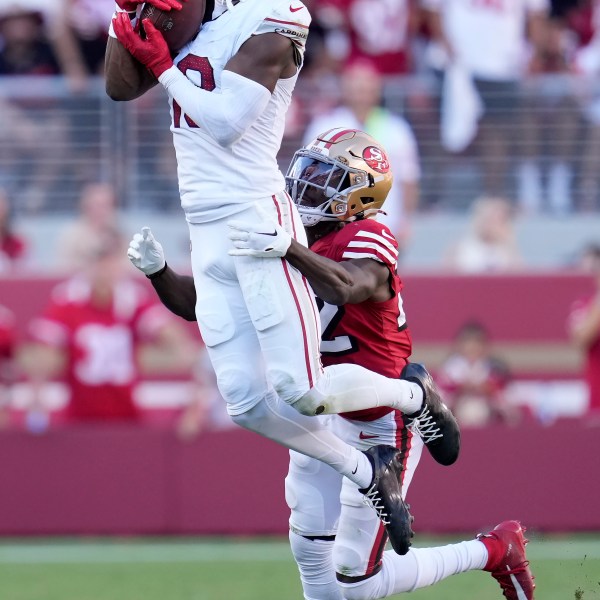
[
  {"x1": 146, "y1": 262, "x2": 168, "y2": 280},
  {"x1": 109, "y1": 5, "x2": 137, "y2": 38}
]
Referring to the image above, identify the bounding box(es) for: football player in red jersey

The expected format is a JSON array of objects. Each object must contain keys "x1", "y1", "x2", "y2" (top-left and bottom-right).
[{"x1": 128, "y1": 130, "x2": 533, "y2": 599}]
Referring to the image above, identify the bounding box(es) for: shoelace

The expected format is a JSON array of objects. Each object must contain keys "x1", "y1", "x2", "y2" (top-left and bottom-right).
[
  {"x1": 494, "y1": 561, "x2": 531, "y2": 577},
  {"x1": 408, "y1": 406, "x2": 443, "y2": 444},
  {"x1": 362, "y1": 484, "x2": 390, "y2": 526}
]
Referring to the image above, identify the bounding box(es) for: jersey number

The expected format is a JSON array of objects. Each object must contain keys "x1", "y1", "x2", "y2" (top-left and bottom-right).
[
  {"x1": 173, "y1": 54, "x2": 215, "y2": 129},
  {"x1": 74, "y1": 324, "x2": 135, "y2": 385},
  {"x1": 316, "y1": 298, "x2": 359, "y2": 357}
]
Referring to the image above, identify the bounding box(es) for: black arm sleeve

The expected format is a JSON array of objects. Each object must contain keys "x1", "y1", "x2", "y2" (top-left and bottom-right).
[{"x1": 150, "y1": 265, "x2": 197, "y2": 321}]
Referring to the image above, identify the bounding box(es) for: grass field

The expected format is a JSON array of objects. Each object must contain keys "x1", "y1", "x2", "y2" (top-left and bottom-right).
[{"x1": 1, "y1": 535, "x2": 599, "y2": 600}]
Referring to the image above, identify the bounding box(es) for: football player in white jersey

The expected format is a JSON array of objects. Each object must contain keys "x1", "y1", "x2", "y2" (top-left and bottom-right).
[{"x1": 104, "y1": 0, "x2": 459, "y2": 553}]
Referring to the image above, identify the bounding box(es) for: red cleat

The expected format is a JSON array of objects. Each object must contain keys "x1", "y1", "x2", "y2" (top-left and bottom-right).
[{"x1": 477, "y1": 520, "x2": 535, "y2": 600}]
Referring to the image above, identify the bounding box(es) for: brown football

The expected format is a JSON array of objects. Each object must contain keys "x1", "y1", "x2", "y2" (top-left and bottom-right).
[{"x1": 139, "y1": 0, "x2": 205, "y2": 53}]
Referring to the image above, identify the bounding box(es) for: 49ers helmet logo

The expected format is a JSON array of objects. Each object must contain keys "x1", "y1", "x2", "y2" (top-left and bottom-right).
[{"x1": 362, "y1": 146, "x2": 390, "y2": 173}]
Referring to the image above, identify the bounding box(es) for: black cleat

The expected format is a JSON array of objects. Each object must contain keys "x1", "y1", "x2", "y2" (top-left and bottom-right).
[
  {"x1": 359, "y1": 445, "x2": 414, "y2": 555},
  {"x1": 401, "y1": 362, "x2": 461, "y2": 466}
]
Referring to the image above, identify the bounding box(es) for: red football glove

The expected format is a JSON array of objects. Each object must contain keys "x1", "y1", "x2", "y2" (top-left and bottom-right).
[
  {"x1": 116, "y1": 0, "x2": 187, "y2": 12},
  {"x1": 113, "y1": 14, "x2": 173, "y2": 78}
]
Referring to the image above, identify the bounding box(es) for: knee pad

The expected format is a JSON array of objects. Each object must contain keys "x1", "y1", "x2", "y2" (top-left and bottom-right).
[
  {"x1": 333, "y1": 541, "x2": 366, "y2": 580},
  {"x1": 290, "y1": 387, "x2": 327, "y2": 416},
  {"x1": 286, "y1": 451, "x2": 342, "y2": 537},
  {"x1": 267, "y1": 367, "x2": 312, "y2": 408},
  {"x1": 216, "y1": 369, "x2": 255, "y2": 407}
]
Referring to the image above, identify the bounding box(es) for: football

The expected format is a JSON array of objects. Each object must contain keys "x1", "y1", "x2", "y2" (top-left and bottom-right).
[{"x1": 140, "y1": 0, "x2": 205, "y2": 53}]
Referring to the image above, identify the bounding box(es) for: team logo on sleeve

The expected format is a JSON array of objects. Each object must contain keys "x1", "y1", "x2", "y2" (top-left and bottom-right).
[{"x1": 362, "y1": 146, "x2": 390, "y2": 173}]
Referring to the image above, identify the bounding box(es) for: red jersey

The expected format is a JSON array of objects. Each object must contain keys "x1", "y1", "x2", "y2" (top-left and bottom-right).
[
  {"x1": 29, "y1": 276, "x2": 173, "y2": 421},
  {"x1": 1, "y1": 233, "x2": 26, "y2": 262},
  {"x1": 311, "y1": 219, "x2": 412, "y2": 420},
  {"x1": 569, "y1": 295, "x2": 600, "y2": 413},
  {"x1": 320, "y1": 0, "x2": 413, "y2": 74},
  {"x1": 0, "y1": 304, "x2": 16, "y2": 385}
]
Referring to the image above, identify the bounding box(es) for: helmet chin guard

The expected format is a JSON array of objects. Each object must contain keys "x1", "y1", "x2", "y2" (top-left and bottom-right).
[{"x1": 285, "y1": 129, "x2": 393, "y2": 227}]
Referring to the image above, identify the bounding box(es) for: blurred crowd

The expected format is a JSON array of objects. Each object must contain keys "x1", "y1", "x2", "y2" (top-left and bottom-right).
[
  {"x1": 0, "y1": 182, "x2": 229, "y2": 437},
  {"x1": 0, "y1": 0, "x2": 599, "y2": 216},
  {"x1": 0, "y1": 0, "x2": 599, "y2": 431}
]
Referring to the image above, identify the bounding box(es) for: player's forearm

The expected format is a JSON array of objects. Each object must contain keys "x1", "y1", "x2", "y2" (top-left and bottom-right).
[
  {"x1": 158, "y1": 68, "x2": 270, "y2": 146},
  {"x1": 150, "y1": 265, "x2": 197, "y2": 321},
  {"x1": 105, "y1": 37, "x2": 158, "y2": 101},
  {"x1": 285, "y1": 240, "x2": 358, "y2": 305}
]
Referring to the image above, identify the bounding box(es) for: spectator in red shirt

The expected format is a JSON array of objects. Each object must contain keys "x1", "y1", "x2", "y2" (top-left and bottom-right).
[
  {"x1": 0, "y1": 188, "x2": 27, "y2": 272},
  {"x1": 568, "y1": 243, "x2": 600, "y2": 417},
  {"x1": 20, "y1": 231, "x2": 197, "y2": 429},
  {"x1": 316, "y1": 0, "x2": 417, "y2": 75},
  {"x1": 0, "y1": 304, "x2": 16, "y2": 429},
  {"x1": 438, "y1": 321, "x2": 516, "y2": 427}
]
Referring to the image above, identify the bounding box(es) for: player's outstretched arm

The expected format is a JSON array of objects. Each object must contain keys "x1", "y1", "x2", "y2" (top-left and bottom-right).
[
  {"x1": 285, "y1": 240, "x2": 391, "y2": 305},
  {"x1": 128, "y1": 228, "x2": 197, "y2": 321},
  {"x1": 227, "y1": 220, "x2": 389, "y2": 305},
  {"x1": 149, "y1": 266, "x2": 197, "y2": 322}
]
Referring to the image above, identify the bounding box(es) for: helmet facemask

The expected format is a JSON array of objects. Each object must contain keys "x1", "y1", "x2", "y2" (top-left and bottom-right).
[{"x1": 285, "y1": 149, "x2": 370, "y2": 227}]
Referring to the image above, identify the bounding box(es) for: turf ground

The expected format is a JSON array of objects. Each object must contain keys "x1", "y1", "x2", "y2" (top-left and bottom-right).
[{"x1": 1, "y1": 536, "x2": 599, "y2": 600}]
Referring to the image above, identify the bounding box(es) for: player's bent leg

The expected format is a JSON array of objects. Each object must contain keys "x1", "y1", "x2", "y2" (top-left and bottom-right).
[
  {"x1": 337, "y1": 541, "x2": 488, "y2": 600},
  {"x1": 286, "y1": 451, "x2": 344, "y2": 600},
  {"x1": 230, "y1": 391, "x2": 374, "y2": 489},
  {"x1": 286, "y1": 446, "x2": 343, "y2": 538},
  {"x1": 289, "y1": 364, "x2": 423, "y2": 418}
]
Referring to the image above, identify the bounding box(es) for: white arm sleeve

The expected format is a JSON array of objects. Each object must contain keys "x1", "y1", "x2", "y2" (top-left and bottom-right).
[{"x1": 158, "y1": 67, "x2": 272, "y2": 147}]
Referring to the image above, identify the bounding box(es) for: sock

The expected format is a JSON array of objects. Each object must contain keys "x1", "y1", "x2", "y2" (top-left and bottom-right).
[
  {"x1": 289, "y1": 531, "x2": 343, "y2": 600},
  {"x1": 232, "y1": 391, "x2": 373, "y2": 488},
  {"x1": 303, "y1": 364, "x2": 423, "y2": 416},
  {"x1": 339, "y1": 540, "x2": 488, "y2": 600}
]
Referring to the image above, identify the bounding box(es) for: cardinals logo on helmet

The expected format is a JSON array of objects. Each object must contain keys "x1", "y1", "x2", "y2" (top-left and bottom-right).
[{"x1": 362, "y1": 146, "x2": 390, "y2": 173}]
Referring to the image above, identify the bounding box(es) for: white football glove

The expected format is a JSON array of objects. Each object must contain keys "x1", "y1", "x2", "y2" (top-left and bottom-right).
[
  {"x1": 227, "y1": 218, "x2": 292, "y2": 258},
  {"x1": 127, "y1": 227, "x2": 166, "y2": 275}
]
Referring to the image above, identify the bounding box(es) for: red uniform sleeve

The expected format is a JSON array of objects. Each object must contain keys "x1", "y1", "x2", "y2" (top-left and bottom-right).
[{"x1": 339, "y1": 220, "x2": 399, "y2": 271}]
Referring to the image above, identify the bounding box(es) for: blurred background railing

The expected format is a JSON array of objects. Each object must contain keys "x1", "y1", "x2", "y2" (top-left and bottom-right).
[{"x1": 2, "y1": 74, "x2": 600, "y2": 216}]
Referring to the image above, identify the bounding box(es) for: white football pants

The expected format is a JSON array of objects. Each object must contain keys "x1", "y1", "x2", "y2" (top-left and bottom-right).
[
  {"x1": 188, "y1": 192, "x2": 421, "y2": 419},
  {"x1": 286, "y1": 414, "x2": 488, "y2": 600}
]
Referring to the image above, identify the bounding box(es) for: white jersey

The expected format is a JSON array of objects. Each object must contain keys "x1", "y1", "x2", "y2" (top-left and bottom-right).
[{"x1": 167, "y1": 0, "x2": 311, "y2": 223}]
